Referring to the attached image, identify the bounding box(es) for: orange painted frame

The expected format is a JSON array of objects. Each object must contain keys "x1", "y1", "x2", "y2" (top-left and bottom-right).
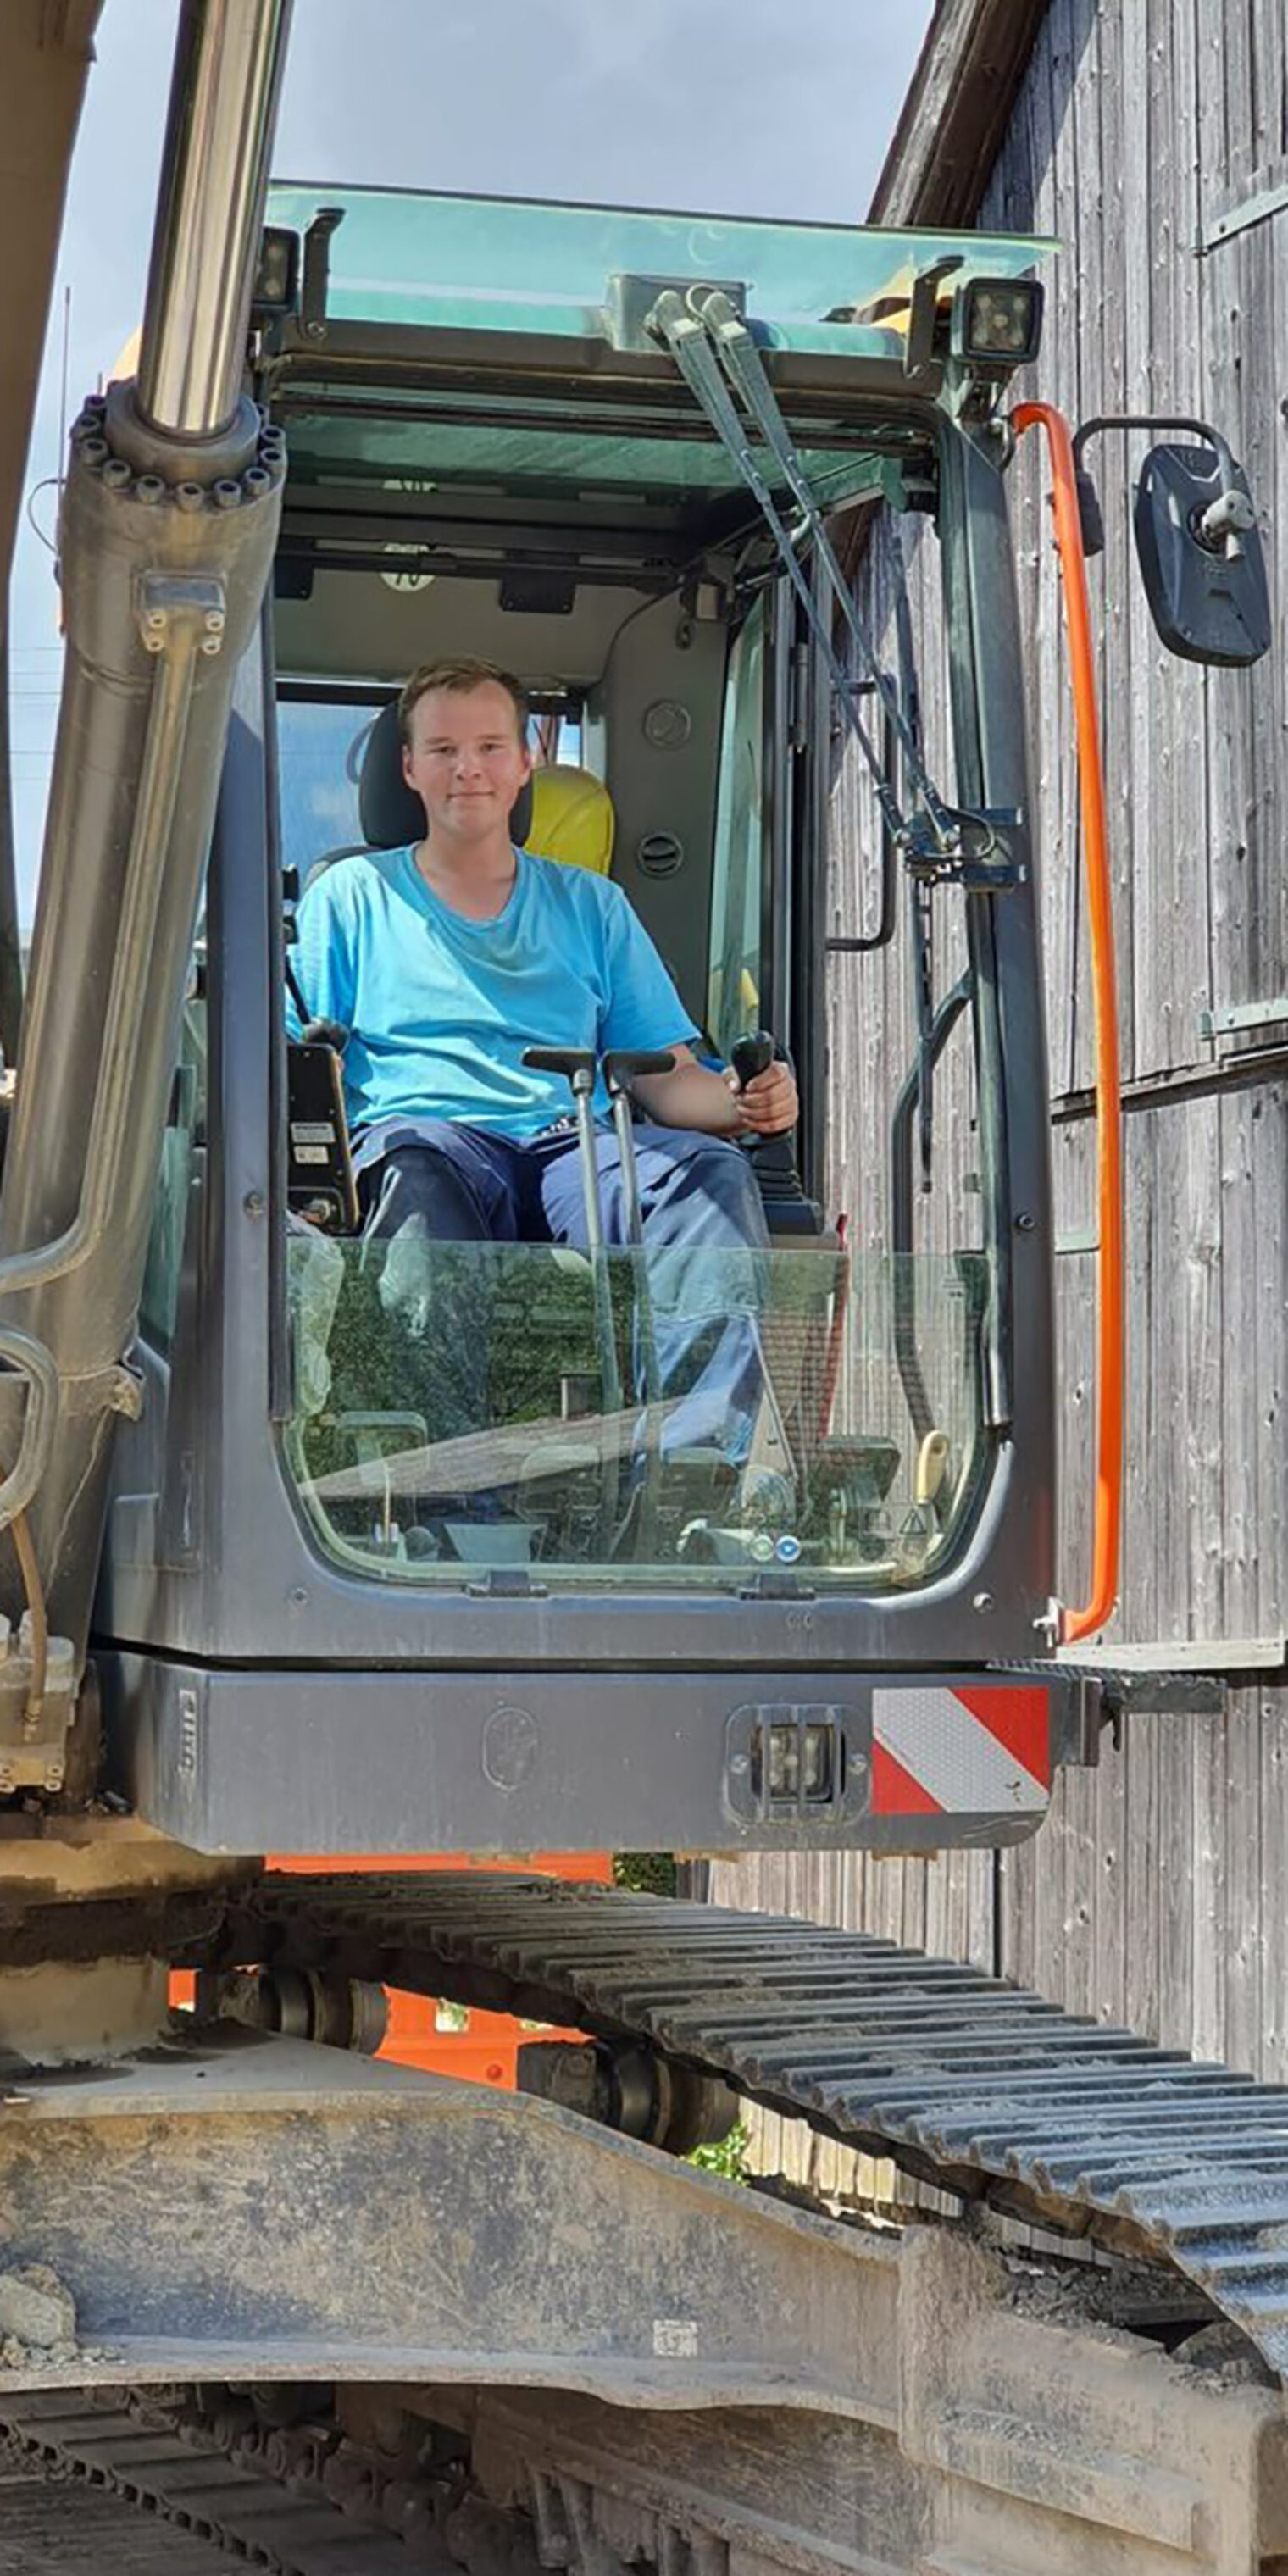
[
  {"x1": 172, "y1": 1852, "x2": 611, "y2": 2087},
  {"x1": 271, "y1": 1851, "x2": 610, "y2": 2085}
]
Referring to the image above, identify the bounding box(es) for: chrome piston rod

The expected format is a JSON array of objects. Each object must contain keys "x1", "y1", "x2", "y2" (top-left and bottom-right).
[{"x1": 137, "y1": 0, "x2": 292, "y2": 440}]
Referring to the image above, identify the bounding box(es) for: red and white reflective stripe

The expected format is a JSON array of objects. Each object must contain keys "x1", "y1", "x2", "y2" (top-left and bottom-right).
[{"x1": 871, "y1": 1685, "x2": 1050, "y2": 1816}]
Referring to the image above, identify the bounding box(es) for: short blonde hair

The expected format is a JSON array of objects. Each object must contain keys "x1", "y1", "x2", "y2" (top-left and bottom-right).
[{"x1": 399, "y1": 656, "x2": 528, "y2": 747}]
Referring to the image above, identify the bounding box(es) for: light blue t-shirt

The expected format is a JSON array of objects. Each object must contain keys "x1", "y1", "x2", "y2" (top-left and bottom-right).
[{"x1": 290, "y1": 845, "x2": 699, "y2": 1143}]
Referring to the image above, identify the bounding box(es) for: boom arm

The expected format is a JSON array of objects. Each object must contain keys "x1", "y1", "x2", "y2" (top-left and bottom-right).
[{"x1": 0, "y1": 0, "x2": 292, "y2": 1787}]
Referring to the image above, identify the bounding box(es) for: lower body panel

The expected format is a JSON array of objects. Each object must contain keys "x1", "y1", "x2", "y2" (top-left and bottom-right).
[{"x1": 99, "y1": 1652, "x2": 1093, "y2": 1856}]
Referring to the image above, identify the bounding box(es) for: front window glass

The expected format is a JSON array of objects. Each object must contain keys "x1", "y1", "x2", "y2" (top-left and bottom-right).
[
  {"x1": 278, "y1": 693, "x2": 385, "y2": 889},
  {"x1": 283, "y1": 1235, "x2": 987, "y2": 1591},
  {"x1": 276, "y1": 477, "x2": 997, "y2": 1602}
]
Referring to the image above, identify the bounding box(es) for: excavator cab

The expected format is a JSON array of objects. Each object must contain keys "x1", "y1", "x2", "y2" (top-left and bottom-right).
[{"x1": 89, "y1": 187, "x2": 1080, "y2": 1859}]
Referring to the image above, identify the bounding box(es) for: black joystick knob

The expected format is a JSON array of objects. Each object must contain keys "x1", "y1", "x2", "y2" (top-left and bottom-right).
[
  {"x1": 730, "y1": 1030, "x2": 774, "y2": 1090},
  {"x1": 301, "y1": 1017, "x2": 350, "y2": 1052}
]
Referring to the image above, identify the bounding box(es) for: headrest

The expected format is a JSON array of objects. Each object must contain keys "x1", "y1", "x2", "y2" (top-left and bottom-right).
[
  {"x1": 526, "y1": 765, "x2": 614, "y2": 875},
  {"x1": 358, "y1": 700, "x2": 534, "y2": 849}
]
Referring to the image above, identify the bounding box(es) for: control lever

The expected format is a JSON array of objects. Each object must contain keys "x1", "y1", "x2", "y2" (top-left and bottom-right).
[
  {"x1": 730, "y1": 1030, "x2": 774, "y2": 1089},
  {"x1": 524, "y1": 1045, "x2": 597, "y2": 1096},
  {"x1": 522, "y1": 1046, "x2": 603, "y2": 1248},
  {"x1": 300, "y1": 1017, "x2": 349, "y2": 1052},
  {"x1": 522, "y1": 1046, "x2": 622, "y2": 1530},
  {"x1": 602, "y1": 1048, "x2": 677, "y2": 1089},
  {"x1": 602, "y1": 1052, "x2": 675, "y2": 1553},
  {"x1": 602, "y1": 1052, "x2": 676, "y2": 1261},
  {"x1": 729, "y1": 1028, "x2": 814, "y2": 1224}
]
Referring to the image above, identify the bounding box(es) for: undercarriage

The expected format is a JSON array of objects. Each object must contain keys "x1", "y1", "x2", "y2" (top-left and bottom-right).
[{"x1": 0, "y1": 1861, "x2": 1285, "y2": 2576}]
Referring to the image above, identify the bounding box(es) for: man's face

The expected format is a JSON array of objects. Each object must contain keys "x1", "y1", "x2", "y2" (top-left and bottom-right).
[{"x1": 402, "y1": 680, "x2": 532, "y2": 847}]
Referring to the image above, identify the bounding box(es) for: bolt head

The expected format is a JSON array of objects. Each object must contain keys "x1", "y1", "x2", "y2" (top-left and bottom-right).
[{"x1": 972, "y1": 1590, "x2": 995, "y2": 1614}]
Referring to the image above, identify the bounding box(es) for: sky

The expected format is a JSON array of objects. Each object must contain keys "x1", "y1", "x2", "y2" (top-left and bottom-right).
[{"x1": 8, "y1": 0, "x2": 933, "y2": 921}]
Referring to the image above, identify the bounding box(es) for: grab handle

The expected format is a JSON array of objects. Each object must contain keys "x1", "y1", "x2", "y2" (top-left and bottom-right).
[{"x1": 1013, "y1": 400, "x2": 1124, "y2": 1646}]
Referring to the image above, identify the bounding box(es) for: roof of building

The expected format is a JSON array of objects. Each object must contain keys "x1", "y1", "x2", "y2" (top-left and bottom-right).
[{"x1": 870, "y1": 0, "x2": 1048, "y2": 229}]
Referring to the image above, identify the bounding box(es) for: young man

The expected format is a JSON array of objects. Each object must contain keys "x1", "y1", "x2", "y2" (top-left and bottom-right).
[{"x1": 291, "y1": 655, "x2": 797, "y2": 1487}]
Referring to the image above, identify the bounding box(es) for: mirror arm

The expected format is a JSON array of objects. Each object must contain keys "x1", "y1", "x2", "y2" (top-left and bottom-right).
[{"x1": 1071, "y1": 411, "x2": 1243, "y2": 556}]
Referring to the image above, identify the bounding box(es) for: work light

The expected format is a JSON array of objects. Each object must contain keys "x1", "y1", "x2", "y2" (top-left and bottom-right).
[
  {"x1": 952, "y1": 277, "x2": 1044, "y2": 370},
  {"x1": 251, "y1": 225, "x2": 299, "y2": 320}
]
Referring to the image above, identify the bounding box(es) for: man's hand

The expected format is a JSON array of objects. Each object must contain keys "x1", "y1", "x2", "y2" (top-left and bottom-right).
[{"x1": 730, "y1": 1057, "x2": 798, "y2": 1137}]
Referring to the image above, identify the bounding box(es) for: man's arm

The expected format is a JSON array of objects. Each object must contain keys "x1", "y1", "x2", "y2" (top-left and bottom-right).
[
  {"x1": 631, "y1": 1041, "x2": 798, "y2": 1137},
  {"x1": 289, "y1": 865, "x2": 358, "y2": 1037},
  {"x1": 597, "y1": 885, "x2": 797, "y2": 1135}
]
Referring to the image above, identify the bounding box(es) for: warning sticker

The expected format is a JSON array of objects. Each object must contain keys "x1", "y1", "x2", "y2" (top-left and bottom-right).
[{"x1": 652, "y1": 2318, "x2": 698, "y2": 2357}]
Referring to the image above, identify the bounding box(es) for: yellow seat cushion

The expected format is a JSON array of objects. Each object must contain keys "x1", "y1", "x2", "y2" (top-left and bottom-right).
[{"x1": 524, "y1": 765, "x2": 614, "y2": 875}]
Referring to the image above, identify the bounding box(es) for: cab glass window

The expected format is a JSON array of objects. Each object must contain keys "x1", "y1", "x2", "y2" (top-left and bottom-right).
[{"x1": 277, "y1": 691, "x2": 386, "y2": 889}]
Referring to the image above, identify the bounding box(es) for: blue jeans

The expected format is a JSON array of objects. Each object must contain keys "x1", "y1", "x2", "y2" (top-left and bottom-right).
[{"x1": 356, "y1": 1118, "x2": 769, "y2": 1464}]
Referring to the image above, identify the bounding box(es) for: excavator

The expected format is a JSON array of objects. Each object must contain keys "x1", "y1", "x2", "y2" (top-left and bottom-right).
[{"x1": 0, "y1": 5, "x2": 1285, "y2": 2572}]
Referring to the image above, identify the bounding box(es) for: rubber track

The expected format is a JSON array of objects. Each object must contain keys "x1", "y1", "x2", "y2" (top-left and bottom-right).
[
  {"x1": 0, "y1": 2451, "x2": 237, "y2": 2575},
  {"x1": 0, "y1": 2391, "x2": 416, "y2": 2573},
  {"x1": 220, "y1": 1871, "x2": 1288, "y2": 2380}
]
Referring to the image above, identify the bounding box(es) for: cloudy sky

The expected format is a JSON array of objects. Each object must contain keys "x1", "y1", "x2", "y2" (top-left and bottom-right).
[{"x1": 9, "y1": 0, "x2": 932, "y2": 917}]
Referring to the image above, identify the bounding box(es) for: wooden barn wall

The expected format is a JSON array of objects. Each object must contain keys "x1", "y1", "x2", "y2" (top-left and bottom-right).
[{"x1": 713, "y1": 0, "x2": 1288, "y2": 2140}]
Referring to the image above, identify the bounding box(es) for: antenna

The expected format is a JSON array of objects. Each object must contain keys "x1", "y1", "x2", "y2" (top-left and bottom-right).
[{"x1": 57, "y1": 285, "x2": 71, "y2": 510}]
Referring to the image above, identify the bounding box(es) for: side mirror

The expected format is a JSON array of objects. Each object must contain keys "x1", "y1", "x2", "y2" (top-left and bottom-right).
[
  {"x1": 1070, "y1": 414, "x2": 1271, "y2": 669},
  {"x1": 1134, "y1": 438, "x2": 1270, "y2": 667}
]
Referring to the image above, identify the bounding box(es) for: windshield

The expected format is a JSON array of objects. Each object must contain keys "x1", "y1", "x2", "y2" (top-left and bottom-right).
[{"x1": 285, "y1": 1235, "x2": 988, "y2": 1591}]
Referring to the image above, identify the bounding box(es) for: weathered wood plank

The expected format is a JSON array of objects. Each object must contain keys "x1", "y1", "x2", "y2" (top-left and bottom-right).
[
  {"x1": 1183, "y1": 1096, "x2": 1225, "y2": 1638},
  {"x1": 1090, "y1": 0, "x2": 1135, "y2": 1091},
  {"x1": 1224, "y1": 1691, "x2": 1263, "y2": 2078},
  {"x1": 1123, "y1": 1706, "x2": 1161, "y2": 2044},
  {"x1": 1121, "y1": 0, "x2": 1159, "y2": 1076},
  {"x1": 870, "y1": 0, "x2": 1053, "y2": 228},
  {"x1": 1219, "y1": 1087, "x2": 1261, "y2": 1637},
  {"x1": 1120, "y1": 1111, "x2": 1159, "y2": 1644},
  {"x1": 1258, "y1": 1696, "x2": 1288, "y2": 2080},
  {"x1": 1252, "y1": 1085, "x2": 1287, "y2": 1636}
]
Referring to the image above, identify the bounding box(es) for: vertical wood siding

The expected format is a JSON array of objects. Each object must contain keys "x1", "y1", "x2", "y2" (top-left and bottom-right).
[{"x1": 713, "y1": 0, "x2": 1288, "y2": 2155}]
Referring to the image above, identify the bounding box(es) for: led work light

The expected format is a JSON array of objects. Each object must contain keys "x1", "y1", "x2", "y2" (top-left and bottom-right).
[
  {"x1": 251, "y1": 225, "x2": 300, "y2": 319},
  {"x1": 952, "y1": 277, "x2": 1045, "y2": 370}
]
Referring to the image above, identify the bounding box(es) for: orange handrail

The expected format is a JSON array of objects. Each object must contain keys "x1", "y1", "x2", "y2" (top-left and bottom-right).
[{"x1": 1012, "y1": 401, "x2": 1123, "y2": 1646}]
